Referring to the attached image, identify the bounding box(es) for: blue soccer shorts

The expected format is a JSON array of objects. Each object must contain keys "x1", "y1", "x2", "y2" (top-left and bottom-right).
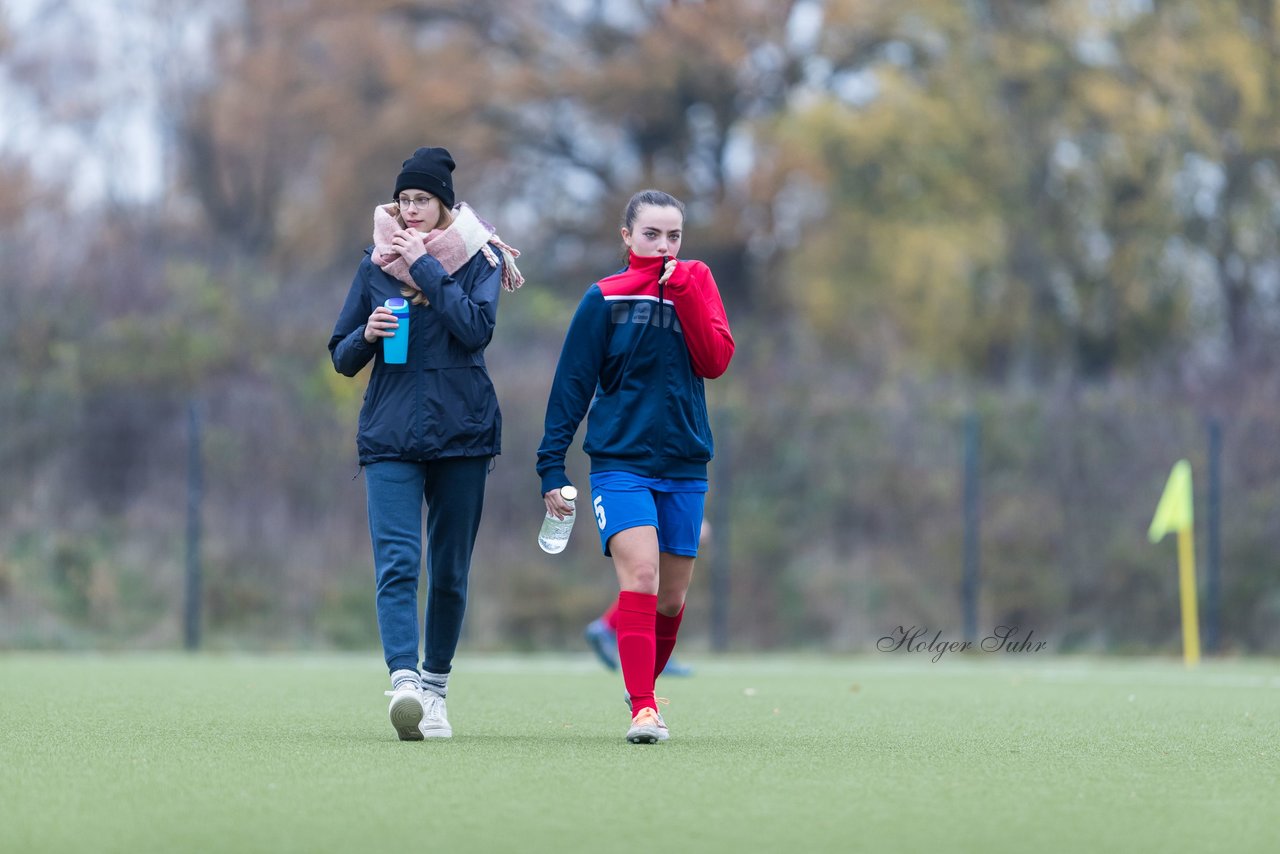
[{"x1": 588, "y1": 471, "x2": 707, "y2": 557}]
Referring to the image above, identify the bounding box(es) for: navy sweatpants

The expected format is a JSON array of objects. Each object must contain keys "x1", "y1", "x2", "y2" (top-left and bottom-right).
[{"x1": 364, "y1": 457, "x2": 490, "y2": 675}]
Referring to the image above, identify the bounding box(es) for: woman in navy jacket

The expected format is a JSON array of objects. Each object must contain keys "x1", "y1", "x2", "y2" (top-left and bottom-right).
[
  {"x1": 330, "y1": 146, "x2": 520, "y2": 742},
  {"x1": 537, "y1": 189, "x2": 734, "y2": 744}
]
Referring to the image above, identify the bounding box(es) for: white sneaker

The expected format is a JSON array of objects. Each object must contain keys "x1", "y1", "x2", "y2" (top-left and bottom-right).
[
  {"x1": 385, "y1": 682, "x2": 424, "y2": 741},
  {"x1": 419, "y1": 691, "x2": 452, "y2": 739}
]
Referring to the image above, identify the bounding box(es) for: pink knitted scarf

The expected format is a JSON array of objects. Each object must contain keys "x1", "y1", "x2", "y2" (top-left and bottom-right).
[{"x1": 371, "y1": 202, "x2": 524, "y2": 304}]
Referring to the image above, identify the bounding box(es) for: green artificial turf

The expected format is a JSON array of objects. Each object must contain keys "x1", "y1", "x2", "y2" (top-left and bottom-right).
[{"x1": 1, "y1": 654, "x2": 1276, "y2": 853}]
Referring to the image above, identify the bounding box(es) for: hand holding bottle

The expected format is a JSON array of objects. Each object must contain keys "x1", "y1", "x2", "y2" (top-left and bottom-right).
[
  {"x1": 363, "y1": 305, "x2": 400, "y2": 344},
  {"x1": 543, "y1": 484, "x2": 576, "y2": 520},
  {"x1": 539, "y1": 485, "x2": 578, "y2": 554}
]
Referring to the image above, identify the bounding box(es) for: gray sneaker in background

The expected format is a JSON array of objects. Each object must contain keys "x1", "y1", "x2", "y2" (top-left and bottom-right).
[{"x1": 584, "y1": 619, "x2": 619, "y2": 670}]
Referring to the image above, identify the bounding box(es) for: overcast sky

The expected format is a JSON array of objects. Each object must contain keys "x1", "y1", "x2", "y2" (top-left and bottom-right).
[{"x1": 2, "y1": 0, "x2": 229, "y2": 202}]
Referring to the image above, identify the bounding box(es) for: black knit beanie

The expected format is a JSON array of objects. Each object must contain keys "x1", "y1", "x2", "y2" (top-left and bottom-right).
[{"x1": 394, "y1": 146, "x2": 456, "y2": 209}]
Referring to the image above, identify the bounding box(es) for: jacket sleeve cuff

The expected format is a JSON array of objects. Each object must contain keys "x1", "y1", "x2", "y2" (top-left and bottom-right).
[
  {"x1": 540, "y1": 470, "x2": 571, "y2": 497},
  {"x1": 666, "y1": 260, "x2": 691, "y2": 290},
  {"x1": 667, "y1": 258, "x2": 706, "y2": 294}
]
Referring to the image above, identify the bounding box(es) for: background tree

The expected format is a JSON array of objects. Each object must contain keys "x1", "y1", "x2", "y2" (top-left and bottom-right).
[{"x1": 2, "y1": 0, "x2": 1279, "y2": 652}]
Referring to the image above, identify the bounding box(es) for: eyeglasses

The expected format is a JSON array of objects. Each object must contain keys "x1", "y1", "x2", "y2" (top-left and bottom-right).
[{"x1": 396, "y1": 195, "x2": 435, "y2": 209}]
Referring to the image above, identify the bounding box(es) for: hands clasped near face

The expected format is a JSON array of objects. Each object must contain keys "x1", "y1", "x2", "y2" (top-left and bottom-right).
[
  {"x1": 388, "y1": 228, "x2": 427, "y2": 267},
  {"x1": 363, "y1": 229, "x2": 426, "y2": 344}
]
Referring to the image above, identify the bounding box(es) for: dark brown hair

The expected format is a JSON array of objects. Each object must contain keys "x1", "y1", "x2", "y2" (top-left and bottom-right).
[{"x1": 622, "y1": 189, "x2": 686, "y2": 232}]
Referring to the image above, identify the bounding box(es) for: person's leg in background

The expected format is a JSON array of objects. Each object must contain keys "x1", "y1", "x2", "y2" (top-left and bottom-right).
[{"x1": 584, "y1": 602, "x2": 621, "y2": 670}]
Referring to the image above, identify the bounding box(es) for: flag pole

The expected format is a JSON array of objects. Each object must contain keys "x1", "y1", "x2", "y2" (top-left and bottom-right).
[
  {"x1": 1176, "y1": 525, "x2": 1201, "y2": 667},
  {"x1": 1148, "y1": 459, "x2": 1200, "y2": 668}
]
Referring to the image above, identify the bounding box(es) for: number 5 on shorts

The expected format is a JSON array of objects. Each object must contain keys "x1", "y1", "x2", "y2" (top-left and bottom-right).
[{"x1": 593, "y1": 495, "x2": 607, "y2": 529}]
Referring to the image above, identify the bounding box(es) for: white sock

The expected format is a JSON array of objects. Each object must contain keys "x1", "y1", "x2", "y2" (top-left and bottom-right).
[
  {"x1": 420, "y1": 670, "x2": 449, "y2": 698},
  {"x1": 390, "y1": 669, "x2": 420, "y2": 691}
]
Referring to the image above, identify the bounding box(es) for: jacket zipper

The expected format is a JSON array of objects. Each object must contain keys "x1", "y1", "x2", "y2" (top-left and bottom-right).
[{"x1": 652, "y1": 256, "x2": 670, "y2": 477}]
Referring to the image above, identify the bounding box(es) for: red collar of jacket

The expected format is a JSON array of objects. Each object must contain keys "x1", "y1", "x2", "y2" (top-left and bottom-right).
[{"x1": 598, "y1": 251, "x2": 670, "y2": 297}]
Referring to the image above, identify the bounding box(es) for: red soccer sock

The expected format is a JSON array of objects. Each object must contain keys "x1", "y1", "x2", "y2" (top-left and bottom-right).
[
  {"x1": 602, "y1": 601, "x2": 621, "y2": 633},
  {"x1": 654, "y1": 604, "x2": 685, "y2": 680},
  {"x1": 615, "y1": 591, "x2": 658, "y2": 715}
]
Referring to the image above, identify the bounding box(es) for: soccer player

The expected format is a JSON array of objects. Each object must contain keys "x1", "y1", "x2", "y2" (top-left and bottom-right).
[{"x1": 538, "y1": 190, "x2": 734, "y2": 743}]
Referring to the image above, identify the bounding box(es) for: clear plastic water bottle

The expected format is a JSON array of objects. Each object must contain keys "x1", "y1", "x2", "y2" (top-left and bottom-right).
[{"x1": 538, "y1": 485, "x2": 578, "y2": 554}]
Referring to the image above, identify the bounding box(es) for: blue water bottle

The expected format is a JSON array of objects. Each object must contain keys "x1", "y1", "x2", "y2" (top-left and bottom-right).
[{"x1": 383, "y1": 297, "x2": 410, "y2": 364}]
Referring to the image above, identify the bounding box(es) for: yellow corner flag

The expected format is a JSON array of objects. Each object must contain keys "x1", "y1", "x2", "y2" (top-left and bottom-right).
[
  {"x1": 1148, "y1": 460, "x2": 1200, "y2": 667},
  {"x1": 1148, "y1": 459, "x2": 1193, "y2": 543}
]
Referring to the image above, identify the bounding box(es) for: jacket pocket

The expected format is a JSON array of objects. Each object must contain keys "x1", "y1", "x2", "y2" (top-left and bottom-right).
[
  {"x1": 358, "y1": 373, "x2": 416, "y2": 459},
  {"x1": 420, "y1": 367, "x2": 500, "y2": 453}
]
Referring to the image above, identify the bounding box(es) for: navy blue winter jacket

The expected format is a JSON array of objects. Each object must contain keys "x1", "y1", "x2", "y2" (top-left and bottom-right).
[
  {"x1": 329, "y1": 248, "x2": 502, "y2": 465},
  {"x1": 536, "y1": 252, "x2": 734, "y2": 496}
]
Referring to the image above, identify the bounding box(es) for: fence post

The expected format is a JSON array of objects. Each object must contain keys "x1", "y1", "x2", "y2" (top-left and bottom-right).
[
  {"x1": 962, "y1": 412, "x2": 982, "y2": 643},
  {"x1": 710, "y1": 408, "x2": 732, "y2": 652},
  {"x1": 1206, "y1": 417, "x2": 1222, "y2": 654},
  {"x1": 185, "y1": 400, "x2": 203, "y2": 651}
]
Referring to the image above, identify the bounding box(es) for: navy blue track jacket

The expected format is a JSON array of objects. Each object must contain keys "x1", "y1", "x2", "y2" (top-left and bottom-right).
[{"x1": 536, "y1": 252, "x2": 734, "y2": 496}]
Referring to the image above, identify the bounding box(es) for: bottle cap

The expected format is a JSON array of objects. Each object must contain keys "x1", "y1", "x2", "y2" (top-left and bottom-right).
[
  {"x1": 384, "y1": 297, "x2": 410, "y2": 314},
  {"x1": 560, "y1": 485, "x2": 578, "y2": 501}
]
